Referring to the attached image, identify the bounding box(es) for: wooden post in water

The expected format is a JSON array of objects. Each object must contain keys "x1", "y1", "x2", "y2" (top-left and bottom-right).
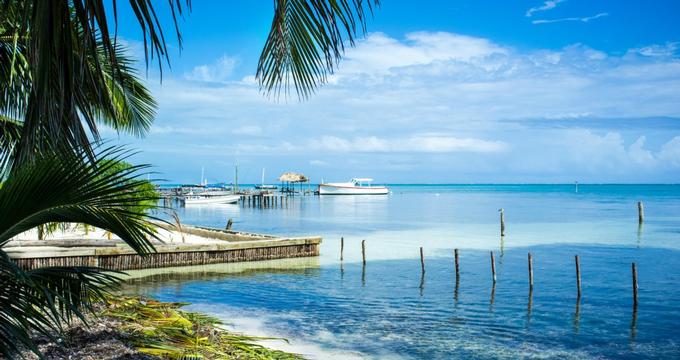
[
  {"x1": 499, "y1": 208, "x2": 505, "y2": 237},
  {"x1": 226, "y1": 218, "x2": 233, "y2": 230},
  {"x1": 575, "y1": 255, "x2": 582, "y2": 298},
  {"x1": 632, "y1": 262, "x2": 638, "y2": 307},
  {"x1": 528, "y1": 252, "x2": 534, "y2": 290},
  {"x1": 454, "y1": 248, "x2": 460, "y2": 279},
  {"x1": 420, "y1": 247, "x2": 425, "y2": 274},
  {"x1": 490, "y1": 251, "x2": 497, "y2": 283},
  {"x1": 340, "y1": 237, "x2": 344, "y2": 261},
  {"x1": 361, "y1": 240, "x2": 366, "y2": 266},
  {"x1": 638, "y1": 201, "x2": 644, "y2": 224}
]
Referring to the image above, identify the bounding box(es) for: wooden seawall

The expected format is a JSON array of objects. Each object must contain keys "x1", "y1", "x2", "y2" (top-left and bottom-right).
[{"x1": 5, "y1": 225, "x2": 321, "y2": 271}]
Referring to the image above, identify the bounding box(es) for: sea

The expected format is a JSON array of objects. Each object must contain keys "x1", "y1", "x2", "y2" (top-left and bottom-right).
[{"x1": 124, "y1": 184, "x2": 680, "y2": 359}]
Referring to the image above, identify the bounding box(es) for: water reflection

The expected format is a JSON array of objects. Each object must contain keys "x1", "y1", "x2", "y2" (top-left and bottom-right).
[{"x1": 573, "y1": 298, "x2": 581, "y2": 334}]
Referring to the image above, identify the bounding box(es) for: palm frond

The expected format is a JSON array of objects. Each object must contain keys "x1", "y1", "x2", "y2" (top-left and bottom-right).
[
  {"x1": 0, "y1": 145, "x2": 160, "y2": 254},
  {"x1": 257, "y1": 0, "x2": 379, "y2": 99},
  {"x1": 0, "y1": 251, "x2": 122, "y2": 359},
  {"x1": 0, "y1": 114, "x2": 21, "y2": 175},
  {"x1": 91, "y1": 41, "x2": 157, "y2": 138},
  {"x1": 2, "y1": 0, "x2": 188, "y2": 166}
]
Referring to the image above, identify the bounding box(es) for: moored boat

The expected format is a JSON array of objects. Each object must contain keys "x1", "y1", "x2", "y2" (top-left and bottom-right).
[
  {"x1": 318, "y1": 178, "x2": 389, "y2": 195},
  {"x1": 183, "y1": 193, "x2": 240, "y2": 205},
  {"x1": 255, "y1": 168, "x2": 277, "y2": 190}
]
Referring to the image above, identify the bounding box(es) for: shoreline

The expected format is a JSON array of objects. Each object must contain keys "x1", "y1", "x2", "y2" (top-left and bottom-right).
[{"x1": 20, "y1": 295, "x2": 305, "y2": 360}]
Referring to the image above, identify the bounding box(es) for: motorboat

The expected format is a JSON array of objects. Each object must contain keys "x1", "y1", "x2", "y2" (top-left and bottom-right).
[
  {"x1": 183, "y1": 192, "x2": 240, "y2": 205},
  {"x1": 318, "y1": 178, "x2": 389, "y2": 195}
]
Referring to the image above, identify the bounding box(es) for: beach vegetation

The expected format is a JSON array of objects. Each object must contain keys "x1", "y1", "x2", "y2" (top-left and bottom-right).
[{"x1": 104, "y1": 295, "x2": 302, "y2": 359}]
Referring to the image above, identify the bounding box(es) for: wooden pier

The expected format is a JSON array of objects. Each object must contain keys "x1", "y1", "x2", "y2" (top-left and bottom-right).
[
  {"x1": 240, "y1": 193, "x2": 288, "y2": 208},
  {"x1": 5, "y1": 225, "x2": 321, "y2": 271}
]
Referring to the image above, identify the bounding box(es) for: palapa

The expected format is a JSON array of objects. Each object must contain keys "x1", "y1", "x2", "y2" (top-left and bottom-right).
[{"x1": 278, "y1": 172, "x2": 308, "y2": 183}]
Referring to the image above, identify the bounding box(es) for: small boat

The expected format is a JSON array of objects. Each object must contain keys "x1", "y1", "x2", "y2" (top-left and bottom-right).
[
  {"x1": 318, "y1": 178, "x2": 389, "y2": 195},
  {"x1": 254, "y1": 168, "x2": 278, "y2": 190},
  {"x1": 184, "y1": 193, "x2": 240, "y2": 205}
]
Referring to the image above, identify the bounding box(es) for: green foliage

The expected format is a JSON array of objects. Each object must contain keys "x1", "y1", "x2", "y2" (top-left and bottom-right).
[
  {"x1": 105, "y1": 296, "x2": 303, "y2": 360},
  {"x1": 257, "y1": 0, "x2": 380, "y2": 99},
  {"x1": 0, "y1": 1, "x2": 161, "y2": 167},
  {"x1": 0, "y1": 146, "x2": 160, "y2": 252},
  {"x1": 0, "y1": 251, "x2": 123, "y2": 358},
  {"x1": 0, "y1": 146, "x2": 162, "y2": 358},
  {"x1": 99, "y1": 158, "x2": 160, "y2": 214}
]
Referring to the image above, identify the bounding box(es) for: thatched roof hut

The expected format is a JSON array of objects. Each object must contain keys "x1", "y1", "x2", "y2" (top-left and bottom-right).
[{"x1": 278, "y1": 172, "x2": 308, "y2": 183}]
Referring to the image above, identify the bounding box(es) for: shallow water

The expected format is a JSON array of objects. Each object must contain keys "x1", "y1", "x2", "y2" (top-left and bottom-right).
[{"x1": 128, "y1": 185, "x2": 680, "y2": 359}]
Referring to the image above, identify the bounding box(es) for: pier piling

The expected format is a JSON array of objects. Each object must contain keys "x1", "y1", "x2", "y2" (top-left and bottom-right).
[
  {"x1": 226, "y1": 218, "x2": 233, "y2": 230},
  {"x1": 361, "y1": 240, "x2": 366, "y2": 266},
  {"x1": 490, "y1": 251, "x2": 497, "y2": 283},
  {"x1": 528, "y1": 252, "x2": 534, "y2": 290},
  {"x1": 454, "y1": 248, "x2": 460, "y2": 280},
  {"x1": 340, "y1": 237, "x2": 344, "y2": 261},
  {"x1": 638, "y1": 201, "x2": 644, "y2": 224},
  {"x1": 420, "y1": 247, "x2": 425, "y2": 274},
  {"x1": 575, "y1": 255, "x2": 582, "y2": 298},
  {"x1": 499, "y1": 209, "x2": 506, "y2": 236},
  {"x1": 632, "y1": 262, "x2": 639, "y2": 307}
]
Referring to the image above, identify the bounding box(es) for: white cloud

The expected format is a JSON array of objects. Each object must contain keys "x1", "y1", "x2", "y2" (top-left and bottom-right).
[
  {"x1": 543, "y1": 130, "x2": 680, "y2": 172},
  {"x1": 526, "y1": 0, "x2": 565, "y2": 17},
  {"x1": 130, "y1": 31, "x2": 680, "y2": 182},
  {"x1": 336, "y1": 32, "x2": 506, "y2": 76},
  {"x1": 629, "y1": 42, "x2": 679, "y2": 58},
  {"x1": 308, "y1": 135, "x2": 507, "y2": 153},
  {"x1": 186, "y1": 55, "x2": 239, "y2": 82},
  {"x1": 658, "y1": 136, "x2": 680, "y2": 167},
  {"x1": 532, "y1": 12, "x2": 608, "y2": 25},
  {"x1": 309, "y1": 160, "x2": 329, "y2": 167},
  {"x1": 232, "y1": 125, "x2": 263, "y2": 136}
]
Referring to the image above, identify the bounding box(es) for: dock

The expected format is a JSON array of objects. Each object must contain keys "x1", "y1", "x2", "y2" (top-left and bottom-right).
[{"x1": 5, "y1": 225, "x2": 321, "y2": 271}]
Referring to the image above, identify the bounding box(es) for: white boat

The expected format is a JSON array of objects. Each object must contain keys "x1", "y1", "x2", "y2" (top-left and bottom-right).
[
  {"x1": 184, "y1": 193, "x2": 240, "y2": 205},
  {"x1": 255, "y1": 168, "x2": 277, "y2": 190},
  {"x1": 318, "y1": 178, "x2": 389, "y2": 195}
]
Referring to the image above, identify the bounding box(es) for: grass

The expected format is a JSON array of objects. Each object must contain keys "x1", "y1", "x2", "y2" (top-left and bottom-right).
[{"x1": 103, "y1": 296, "x2": 304, "y2": 360}]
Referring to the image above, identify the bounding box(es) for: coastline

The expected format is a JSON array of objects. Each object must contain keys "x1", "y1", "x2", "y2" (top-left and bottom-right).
[{"x1": 19, "y1": 295, "x2": 304, "y2": 360}]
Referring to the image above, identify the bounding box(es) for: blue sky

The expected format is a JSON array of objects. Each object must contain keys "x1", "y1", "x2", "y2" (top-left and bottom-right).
[{"x1": 107, "y1": 1, "x2": 680, "y2": 184}]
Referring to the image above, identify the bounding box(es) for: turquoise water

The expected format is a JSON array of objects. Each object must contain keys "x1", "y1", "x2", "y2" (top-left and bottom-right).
[{"x1": 130, "y1": 185, "x2": 680, "y2": 359}]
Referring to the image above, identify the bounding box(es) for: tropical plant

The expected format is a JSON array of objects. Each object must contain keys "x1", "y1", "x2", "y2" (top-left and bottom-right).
[
  {"x1": 0, "y1": 146, "x2": 160, "y2": 357},
  {"x1": 257, "y1": 0, "x2": 380, "y2": 99},
  {"x1": 104, "y1": 295, "x2": 303, "y2": 359},
  {"x1": 0, "y1": 7, "x2": 158, "y2": 170}
]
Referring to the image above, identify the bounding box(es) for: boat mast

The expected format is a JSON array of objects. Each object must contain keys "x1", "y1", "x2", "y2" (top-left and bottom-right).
[
  {"x1": 201, "y1": 167, "x2": 205, "y2": 186},
  {"x1": 234, "y1": 161, "x2": 239, "y2": 193},
  {"x1": 261, "y1": 168, "x2": 265, "y2": 186}
]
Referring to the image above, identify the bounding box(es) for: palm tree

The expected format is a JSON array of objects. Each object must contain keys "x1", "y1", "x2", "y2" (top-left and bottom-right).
[{"x1": 0, "y1": 0, "x2": 380, "y2": 357}]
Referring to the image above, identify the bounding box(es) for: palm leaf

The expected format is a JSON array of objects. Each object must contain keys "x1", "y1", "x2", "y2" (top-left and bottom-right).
[
  {"x1": 0, "y1": 145, "x2": 160, "y2": 254},
  {"x1": 0, "y1": 144, "x2": 162, "y2": 358},
  {"x1": 0, "y1": 114, "x2": 21, "y2": 174},
  {"x1": 91, "y1": 40, "x2": 157, "y2": 138},
  {"x1": 1, "y1": 0, "x2": 188, "y2": 166},
  {"x1": 257, "y1": 0, "x2": 379, "y2": 99},
  {"x1": 0, "y1": 250, "x2": 123, "y2": 359}
]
